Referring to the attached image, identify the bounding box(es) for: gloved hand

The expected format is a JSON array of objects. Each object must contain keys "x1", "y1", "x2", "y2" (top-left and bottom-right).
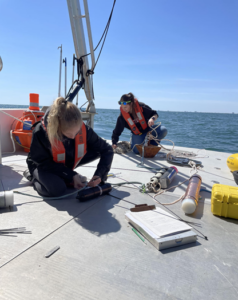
[
  {"x1": 148, "y1": 118, "x2": 155, "y2": 127},
  {"x1": 73, "y1": 174, "x2": 87, "y2": 189}
]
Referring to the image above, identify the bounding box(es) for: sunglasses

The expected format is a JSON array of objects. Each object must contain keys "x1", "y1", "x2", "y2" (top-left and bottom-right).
[{"x1": 118, "y1": 101, "x2": 131, "y2": 105}]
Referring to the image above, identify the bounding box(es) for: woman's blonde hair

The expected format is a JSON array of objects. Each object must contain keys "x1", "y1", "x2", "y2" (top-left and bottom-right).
[{"x1": 47, "y1": 97, "x2": 82, "y2": 146}]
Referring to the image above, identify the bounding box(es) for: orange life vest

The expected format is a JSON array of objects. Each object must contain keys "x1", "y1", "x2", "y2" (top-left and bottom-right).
[
  {"x1": 42, "y1": 119, "x2": 87, "y2": 169},
  {"x1": 120, "y1": 99, "x2": 147, "y2": 135}
]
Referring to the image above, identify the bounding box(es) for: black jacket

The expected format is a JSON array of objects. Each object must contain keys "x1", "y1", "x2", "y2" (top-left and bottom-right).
[
  {"x1": 27, "y1": 113, "x2": 113, "y2": 182},
  {"x1": 112, "y1": 102, "x2": 158, "y2": 145}
]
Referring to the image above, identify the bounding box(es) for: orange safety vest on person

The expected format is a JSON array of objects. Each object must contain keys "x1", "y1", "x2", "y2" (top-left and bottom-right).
[
  {"x1": 120, "y1": 99, "x2": 148, "y2": 135},
  {"x1": 42, "y1": 119, "x2": 87, "y2": 169}
]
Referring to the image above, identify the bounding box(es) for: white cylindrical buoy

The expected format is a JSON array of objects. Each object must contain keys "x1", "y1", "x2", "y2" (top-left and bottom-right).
[
  {"x1": 0, "y1": 191, "x2": 14, "y2": 208},
  {"x1": 181, "y1": 174, "x2": 202, "y2": 214}
]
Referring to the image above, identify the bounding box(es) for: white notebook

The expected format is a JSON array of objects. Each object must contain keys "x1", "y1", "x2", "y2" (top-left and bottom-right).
[{"x1": 126, "y1": 207, "x2": 191, "y2": 238}]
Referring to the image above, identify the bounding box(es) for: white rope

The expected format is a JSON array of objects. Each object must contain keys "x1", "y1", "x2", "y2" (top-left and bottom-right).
[
  {"x1": 0, "y1": 110, "x2": 36, "y2": 126},
  {"x1": 2, "y1": 130, "x2": 16, "y2": 154},
  {"x1": 0, "y1": 110, "x2": 40, "y2": 153},
  {"x1": 97, "y1": 185, "x2": 103, "y2": 195},
  {"x1": 128, "y1": 122, "x2": 175, "y2": 154},
  {"x1": 152, "y1": 160, "x2": 198, "y2": 206},
  {"x1": 195, "y1": 148, "x2": 209, "y2": 158}
]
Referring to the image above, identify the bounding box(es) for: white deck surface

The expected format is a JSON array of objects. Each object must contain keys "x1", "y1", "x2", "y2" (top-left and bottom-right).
[{"x1": 1, "y1": 145, "x2": 238, "y2": 300}]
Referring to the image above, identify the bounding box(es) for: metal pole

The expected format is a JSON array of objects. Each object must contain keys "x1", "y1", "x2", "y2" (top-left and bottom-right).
[
  {"x1": 63, "y1": 58, "x2": 67, "y2": 98},
  {"x1": 66, "y1": 0, "x2": 93, "y2": 101},
  {"x1": 83, "y1": 0, "x2": 95, "y2": 68},
  {"x1": 72, "y1": 54, "x2": 75, "y2": 84},
  {"x1": 72, "y1": 54, "x2": 79, "y2": 106},
  {"x1": 57, "y1": 45, "x2": 62, "y2": 97}
]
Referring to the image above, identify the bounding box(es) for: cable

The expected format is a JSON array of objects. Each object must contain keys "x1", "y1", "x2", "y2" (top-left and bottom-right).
[
  {"x1": 80, "y1": 100, "x2": 89, "y2": 110},
  {"x1": 2, "y1": 130, "x2": 16, "y2": 155},
  {"x1": 110, "y1": 176, "x2": 208, "y2": 240},
  {"x1": 85, "y1": 165, "x2": 155, "y2": 173},
  {"x1": 14, "y1": 186, "x2": 86, "y2": 201},
  {"x1": 64, "y1": 58, "x2": 84, "y2": 103},
  {"x1": 200, "y1": 189, "x2": 211, "y2": 193},
  {"x1": 109, "y1": 193, "x2": 207, "y2": 239},
  {"x1": 82, "y1": 0, "x2": 117, "y2": 73},
  {"x1": 1, "y1": 111, "x2": 42, "y2": 154},
  {"x1": 111, "y1": 181, "x2": 142, "y2": 187},
  {"x1": 152, "y1": 160, "x2": 198, "y2": 203}
]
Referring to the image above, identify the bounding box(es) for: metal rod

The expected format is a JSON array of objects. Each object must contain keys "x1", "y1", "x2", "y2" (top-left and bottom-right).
[
  {"x1": 63, "y1": 58, "x2": 67, "y2": 98},
  {"x1": 58, "y1": 45, "x2": 62, "y2": 97},
  {"x1": 141, "y1": 145, "x2": 145, "y2": 165},
  {"x1": 0, "y1": 227, "x2": 26, "y2": 231}
]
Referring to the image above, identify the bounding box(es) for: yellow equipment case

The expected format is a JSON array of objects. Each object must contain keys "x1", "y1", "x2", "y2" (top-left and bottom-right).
[{"x1": 211, "y1": 184, "x2": 238, "y2": 219}]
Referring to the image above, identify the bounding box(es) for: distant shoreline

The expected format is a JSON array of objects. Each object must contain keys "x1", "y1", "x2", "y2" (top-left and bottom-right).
[{"x1": 0, "y1": 104, "x2": 237, "y2": 114}]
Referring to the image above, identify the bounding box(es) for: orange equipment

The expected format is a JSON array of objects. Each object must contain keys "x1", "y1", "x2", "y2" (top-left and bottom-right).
[{"x1": 12, "y1": 93, "x2": 45, "y2": 152}]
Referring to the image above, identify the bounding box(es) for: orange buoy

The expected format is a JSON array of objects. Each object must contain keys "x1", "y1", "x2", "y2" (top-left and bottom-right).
[{"x1": 12, "y1": 93, "x2": 45, "y2": 152}]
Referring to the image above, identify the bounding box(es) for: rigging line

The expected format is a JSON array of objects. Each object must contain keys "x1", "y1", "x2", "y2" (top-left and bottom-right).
[
  {"x1": 83, "y1": 165, "x2": 155, "y2": 173},
  {"x1": 81, "y1": 0, "x2": 116, "y2": 59},
  {"x1": 197, "y1": 167, "x2": 234, "y2": 181},
  {"x1": 91, "y1": 10, "x2": 112, "y2": 72},
  {"x1": 80, "y1": 100, "x2": 88, "y2": 109},
  {"x1": 0, "y1": 110, "x2": 36, "y2": 126},
  {"x1": 93, "y1": 0, "x2": 116, "y2": 54},
  {"x1": 64, "y1": 57, "x2": 84, "y2": 100},
  {"x1": 82, "y1": 0, "x2": 116, "y2": 73}
]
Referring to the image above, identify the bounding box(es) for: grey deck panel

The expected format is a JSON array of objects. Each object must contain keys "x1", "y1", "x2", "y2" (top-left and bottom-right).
[
  {"x1": 1, "y1": 145, "x2": 238, "y2": 300},
  {"x1": 0, "y1": 157, "x2": 109, "y2": 267},
  {"x1": 1, "y1": 187, "x2": 238, "y2": 300}
]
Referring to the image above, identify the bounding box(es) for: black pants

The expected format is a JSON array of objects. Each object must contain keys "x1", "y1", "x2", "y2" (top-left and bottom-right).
[{"x1": 32, "y1": 151, "x2": 101, "y2": 197}]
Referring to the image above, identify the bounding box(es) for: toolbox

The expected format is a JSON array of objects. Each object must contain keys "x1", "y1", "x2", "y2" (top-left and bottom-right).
[{"x1": 211, "y1": 184, "x2": 238, "y2": 219}]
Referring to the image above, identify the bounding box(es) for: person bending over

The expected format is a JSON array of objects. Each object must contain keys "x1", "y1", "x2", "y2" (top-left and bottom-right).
[
  {"x1": 112, "y1": 92, "x2": 167, "y2": 154},
  {"x1": 26, "y1": 97, "x2": 114, "y2": 197}
]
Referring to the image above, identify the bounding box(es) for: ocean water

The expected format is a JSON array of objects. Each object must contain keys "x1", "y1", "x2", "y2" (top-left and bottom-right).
[
  {"x1": 95, "y1": 109, "x2": 238, "y2": 154},
  {"x1": 1, "y1": 105, "x2": 237, "y2": 154}
]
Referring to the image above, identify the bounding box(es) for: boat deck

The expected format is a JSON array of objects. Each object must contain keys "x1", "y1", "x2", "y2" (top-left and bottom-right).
[{"x1": 1, "y1": 145, "x2": 238, "y2": 300}]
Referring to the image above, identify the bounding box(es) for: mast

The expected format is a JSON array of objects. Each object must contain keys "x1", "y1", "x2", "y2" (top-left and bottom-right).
[{"x1": 66, "y1": 0, "x2": 95, "y2": 104}]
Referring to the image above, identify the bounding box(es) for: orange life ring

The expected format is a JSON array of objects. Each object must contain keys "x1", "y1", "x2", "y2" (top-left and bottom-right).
[{"x1": 12, "y1": 94, "x2": 45, "y2": 152}]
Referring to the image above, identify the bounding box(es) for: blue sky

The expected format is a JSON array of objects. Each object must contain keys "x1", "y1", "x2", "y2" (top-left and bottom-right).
[{"x1": 0, "y1": 0, "x2": 237, "y2": 113}]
